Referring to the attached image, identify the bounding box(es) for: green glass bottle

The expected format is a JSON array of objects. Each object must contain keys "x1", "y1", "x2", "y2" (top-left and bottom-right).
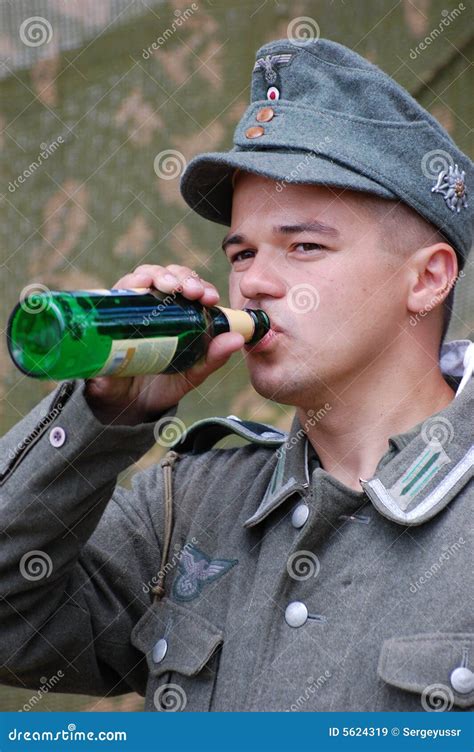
[{"x1": 6, "y1": 288, "x2": 271, "y2": 381}]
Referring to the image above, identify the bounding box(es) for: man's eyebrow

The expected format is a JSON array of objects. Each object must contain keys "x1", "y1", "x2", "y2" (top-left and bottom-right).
[
  {"x1": 277, "y1": 221, "x2": 340, "y2": 237},
  {"x1": 221, "y1": 221, "x2": 340, "y2": 253}
]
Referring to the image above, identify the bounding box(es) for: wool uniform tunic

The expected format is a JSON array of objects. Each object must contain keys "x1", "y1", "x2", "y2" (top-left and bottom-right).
[{"x1": 0, "y1": 339, "x2": 472, "y2": 712}]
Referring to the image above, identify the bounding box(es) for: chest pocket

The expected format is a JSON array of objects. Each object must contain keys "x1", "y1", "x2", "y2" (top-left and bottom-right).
[
  {"x1": 130, "y1": 597, "x2": 223, "y2": 712},
  {"x1": 377, "y1": 633, "x2": 474, "y2": 711}
]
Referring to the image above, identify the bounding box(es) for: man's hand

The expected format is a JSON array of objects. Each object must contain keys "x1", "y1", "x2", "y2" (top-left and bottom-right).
[{"x1": 84, "y1": 264, "x2": 245, "y2": 425}]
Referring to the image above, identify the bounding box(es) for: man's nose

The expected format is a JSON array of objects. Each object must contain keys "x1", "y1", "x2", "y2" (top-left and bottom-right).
[{"x1": 237, "y1": 250, "x2": 286, "y2": 301}]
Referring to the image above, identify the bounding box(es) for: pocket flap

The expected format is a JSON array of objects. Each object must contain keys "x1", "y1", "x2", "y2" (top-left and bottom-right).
[
  {"x1": 130, "y1": 597, "x2": 224, "y2": 678},
  {"x1": 378, "y1": 633, "x2": 474, "y2": 709}
]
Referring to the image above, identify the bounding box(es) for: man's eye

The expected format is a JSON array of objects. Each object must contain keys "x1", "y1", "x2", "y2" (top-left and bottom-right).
[
  {"x1": 229, "y1": 250, "x2": 254, "y2": 263},
  {"x1": 293, "y1": 243, "x2": 326, "y2": 253}
]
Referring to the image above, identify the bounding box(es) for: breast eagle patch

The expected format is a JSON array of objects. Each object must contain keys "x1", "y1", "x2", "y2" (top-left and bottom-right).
[{"x1": 172, "y1": 544, "x2": 238, "y2": 602}]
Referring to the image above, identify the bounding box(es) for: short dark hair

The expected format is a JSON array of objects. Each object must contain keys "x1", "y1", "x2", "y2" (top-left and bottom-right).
[{"x1": 359, "y1": 195, "x2": 460, "y2": 346}]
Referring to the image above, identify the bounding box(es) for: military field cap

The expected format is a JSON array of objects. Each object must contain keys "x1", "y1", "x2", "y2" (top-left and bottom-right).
[{"x1": 180, "y1": 38, "x2": 472, "y2": 266}]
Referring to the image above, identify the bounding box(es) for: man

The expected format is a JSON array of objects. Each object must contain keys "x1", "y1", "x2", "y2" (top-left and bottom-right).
[{"x1": 0, "y1": 38, "x2": 472, "y2": 712}]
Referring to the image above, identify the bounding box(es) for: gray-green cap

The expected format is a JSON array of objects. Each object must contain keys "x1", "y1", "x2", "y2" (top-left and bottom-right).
[{"x1": 180, "y1": 38, "x2": 472, "y2": 267}]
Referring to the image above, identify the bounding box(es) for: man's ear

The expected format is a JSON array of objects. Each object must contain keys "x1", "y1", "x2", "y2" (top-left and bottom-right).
[{"x1": 406, "y1": 243, "x2": 458, "y2": 316}]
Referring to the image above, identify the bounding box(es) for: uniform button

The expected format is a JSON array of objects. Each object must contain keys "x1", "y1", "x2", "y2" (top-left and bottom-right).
[
  {"x1": 245, "y1": 126, "x2": 265, "y2": 139},
  {"x1": 256, "y1": 106, "x2": 274, "y2": 122},
  {"x1": 450, "y1": 666, "x2": 474, "y2": 694},
  {"x1": 285, "y1": 601, "x2": 308, "y2": 628},
  {"x1": 291, "y1": 503, "x2": 309, "y2": 528},
  {"x1": 49, "y1": 426, "x2": 66, "y2": 447},
  {"x1": 152, "y1": 638, "x2": 168, "y2": 663}
]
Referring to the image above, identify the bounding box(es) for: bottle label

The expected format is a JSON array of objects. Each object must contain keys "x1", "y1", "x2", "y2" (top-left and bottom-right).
[{"x1": 97, "y1": 336, "x2": 179, "y2": 377}]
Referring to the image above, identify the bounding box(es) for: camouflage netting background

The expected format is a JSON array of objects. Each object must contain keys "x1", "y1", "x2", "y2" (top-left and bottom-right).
[{"x1": 0, "y1": 0, "x2": 472, "y2": 711}]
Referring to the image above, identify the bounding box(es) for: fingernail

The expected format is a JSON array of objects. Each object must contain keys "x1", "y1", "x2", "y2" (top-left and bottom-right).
[
  {"x1": 163, "y1": 273, "x2": 179, "y2": 284},
  {"x1": 185, "y1": 278, "x2": 202, "y2": 290}
]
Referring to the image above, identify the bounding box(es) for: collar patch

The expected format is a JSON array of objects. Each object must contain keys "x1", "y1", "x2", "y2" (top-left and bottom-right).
[
  {"x1": 361, "y1": 445, "x2": 474, "y2": 526},
  {"x1": 387, "y1": 440, "x2": 452, "y2": 511}
]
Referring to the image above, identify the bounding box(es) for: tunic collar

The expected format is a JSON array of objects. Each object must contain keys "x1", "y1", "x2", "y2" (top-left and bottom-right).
[{"x1": 244, "y1": 339, "x2": 473, "y2": 528}]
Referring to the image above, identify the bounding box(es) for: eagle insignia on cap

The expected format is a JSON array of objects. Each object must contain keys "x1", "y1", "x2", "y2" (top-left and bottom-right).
[
  {"x1": 431, "y1": 163, "x2": 468, "y2": 213},
  {"x1": 253, "y1": 53, "x2": 293, "y2": 84}
]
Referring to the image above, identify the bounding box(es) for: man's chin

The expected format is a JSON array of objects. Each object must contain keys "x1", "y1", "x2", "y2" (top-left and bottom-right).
[{"x1": 248, "y1": 370, "x2": 300, "y2": 406}]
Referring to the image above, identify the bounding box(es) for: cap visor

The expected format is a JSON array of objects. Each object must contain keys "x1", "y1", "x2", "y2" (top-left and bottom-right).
[{"x1": 180, "y1": 149, "x2": 396, "y2": 226}]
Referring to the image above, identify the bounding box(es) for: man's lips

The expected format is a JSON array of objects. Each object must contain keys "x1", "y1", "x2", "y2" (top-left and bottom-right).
[{"x1": 244, "y1": 323, "x2": 283, "y2": 352}]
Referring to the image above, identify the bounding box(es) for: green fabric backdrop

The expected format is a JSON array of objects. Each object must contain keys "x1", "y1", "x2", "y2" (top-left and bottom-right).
[{"x1": 0, "y1": 0, "x2": 472, "y2": 710}]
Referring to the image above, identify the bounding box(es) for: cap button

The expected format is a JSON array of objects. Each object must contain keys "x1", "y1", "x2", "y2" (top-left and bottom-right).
[
  {"x1": 245, "y1": 126, "x2": 265, "y2": 139},
  {"x1": 256, "y1": 107, "x2": 274, "y2": 123}
]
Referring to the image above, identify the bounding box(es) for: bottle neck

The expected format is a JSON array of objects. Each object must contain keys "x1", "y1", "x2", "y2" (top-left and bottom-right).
[{"x1": 207, "y1": 306, "x2": 270, "y2": 344}]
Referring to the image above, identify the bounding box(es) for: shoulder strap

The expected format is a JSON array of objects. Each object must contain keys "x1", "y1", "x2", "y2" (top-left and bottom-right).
[
  {"x1": 151, "y1": 416, "x2": 287, "y2": 602},
  {"x1": 170, "y1": 414, "x2": 287, "y2": 454}
]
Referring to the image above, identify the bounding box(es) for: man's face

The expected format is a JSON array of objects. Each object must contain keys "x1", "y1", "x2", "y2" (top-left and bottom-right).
[{"x1": 224, "y1": 172, "x2": 407, "y2": 407}]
